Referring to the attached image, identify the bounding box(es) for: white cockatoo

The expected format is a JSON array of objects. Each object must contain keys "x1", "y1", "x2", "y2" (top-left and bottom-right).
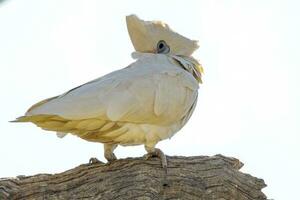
[{"x1": 14, "y1": 15, "x2": 203, "y2": 169}]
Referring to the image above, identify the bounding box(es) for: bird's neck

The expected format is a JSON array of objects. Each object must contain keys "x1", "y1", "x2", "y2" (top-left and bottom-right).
[
  {"x1": 171, "y1": 55, "x2": 203, "y2": 83},
  {"x1": 131, "y1": 52, "x2": 203, "y2": 83}
]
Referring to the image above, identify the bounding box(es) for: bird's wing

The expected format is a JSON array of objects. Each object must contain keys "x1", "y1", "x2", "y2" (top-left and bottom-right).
[{"x1": 25, "y1": 54, "x2": 198, "y2": 126}]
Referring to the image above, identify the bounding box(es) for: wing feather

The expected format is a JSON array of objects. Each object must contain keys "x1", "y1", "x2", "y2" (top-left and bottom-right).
[{"x1": 22, "y1": 54, "x2": 198, "y2": 128}]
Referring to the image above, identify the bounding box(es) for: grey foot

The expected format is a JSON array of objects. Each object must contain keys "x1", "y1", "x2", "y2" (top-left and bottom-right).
[
  {"x1": 105, "y1": 152, "x2": 117, "y2": 163},
  {"x1": 144, "y1": 147, "x2": 169, "y2": 186},
  {"x1": 144, "y1": 148, "x2": 168, "y2": 170},
  {"x1": 89, "y1": 157, "x2": 103, "y2": 164},
  {"x1": 104, "y1": 144, "x2": 118, "y2": 163}
]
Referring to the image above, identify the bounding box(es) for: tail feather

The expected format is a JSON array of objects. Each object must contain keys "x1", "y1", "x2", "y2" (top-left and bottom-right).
[
  {"x1": 11, "y1": 115, "x2": 52, "y2": 123},
  {"x1": 11, "y1": 114, "x2": 125, "y2": 143}
]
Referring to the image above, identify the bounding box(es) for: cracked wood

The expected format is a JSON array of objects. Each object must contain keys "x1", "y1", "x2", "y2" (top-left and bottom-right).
[{"x1": 0, "y1": 155, "x2": 267, "y2": 200}]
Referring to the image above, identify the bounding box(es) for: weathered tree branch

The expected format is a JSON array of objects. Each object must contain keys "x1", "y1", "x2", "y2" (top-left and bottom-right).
[{"x1": 0, "y1": 155, "x2": 266, "y2": 200}]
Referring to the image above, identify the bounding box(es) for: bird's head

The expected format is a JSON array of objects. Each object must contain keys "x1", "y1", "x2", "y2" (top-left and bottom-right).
[{"x1": 126, "y1": 15, "x2": 199, "y2": 57}]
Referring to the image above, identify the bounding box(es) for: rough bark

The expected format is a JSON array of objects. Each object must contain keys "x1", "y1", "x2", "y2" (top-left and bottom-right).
[{"x1": 0, "y1": 154, "x2": 266, "y2": 200}]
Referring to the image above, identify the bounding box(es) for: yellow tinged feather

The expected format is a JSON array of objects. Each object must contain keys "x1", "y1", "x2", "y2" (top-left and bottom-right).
[
  {"x1": 40, "y1": 121, "x2": 65, "y2": 130},
  {"x1": 117, "y1": 122, "x2": 124, "y2": 126},
  {"x1": 76, "y1": 120, "x2": 92, "y2": 129},
  {"x1": 75, "y1": 130, "x2": 89, "y2": 137},
  {"x1": 50, "y1": 116, "x2": 67, "y2": 121},
  {"x1": 14, "y1": 115, "x2": 51, "y2": 122},
  {"x1": 100, "y1": 122, "x2": 115, "y2": 132},
  {"x1": 54, "y1": 127, "x2": 73, "y2": 132},
  {"x1": 198, "y1": 64, "x2": 204, "y2": 74},
  {"x1": 13, "y1": 115, "x2": 67, "y2": 124},
  {"x1": 86, "y1": 120, "x2": 106, "y2": 131},
  {"x1": 77, "y1": 131, "x2": 91, "y2": 137},
  {"x1": 100, "y1": 126, "x2": 128, "y2": 138},
  {"x1": 80, "y1": 131, "x2": 114, "y2": 143},
  {"x1": 64, "y1": 121, "x2": 80, "y2": 129},
  {"x1": 74, "y1": 119, "x2": 106, "y2": 131},
  {"x1": 71, "y1": 130, "x2": 81, "y2": 135}
]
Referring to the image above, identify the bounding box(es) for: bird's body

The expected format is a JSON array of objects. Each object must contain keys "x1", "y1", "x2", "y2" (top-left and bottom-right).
[
  {"x1": 18, "y1": 53, "x2": 200, "y2": 147},
  {"x1": 14, "y1": 15, "x2": 203, "y2": 167}
]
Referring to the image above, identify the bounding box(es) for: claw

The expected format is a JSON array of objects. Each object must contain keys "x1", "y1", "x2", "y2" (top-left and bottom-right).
[
  {"x1": 144, "y1": 148, "x2": 168, "y2": 186},
  {"x1": 104, "y1": 152, "x2": 117, "y2": 164},
  {"x1": 104, "y1": 144, "x2": 118, "y2": 163},
  {"x1": 144, "y1": 148, "x2": 168, "y2": 171},
  {"x1": 89, "y1": 157, "x2": 102, "y2": 164}
]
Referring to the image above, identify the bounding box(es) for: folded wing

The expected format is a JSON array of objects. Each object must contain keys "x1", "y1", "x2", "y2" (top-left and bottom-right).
[{"x1": 16, "y1": 54, "x2": 198, "y2": 141}]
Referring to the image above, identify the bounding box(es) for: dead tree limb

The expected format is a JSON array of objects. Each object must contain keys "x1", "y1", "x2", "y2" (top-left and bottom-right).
[{"x1": 0, "y1": 154, "x2": 267, "y2": 200}]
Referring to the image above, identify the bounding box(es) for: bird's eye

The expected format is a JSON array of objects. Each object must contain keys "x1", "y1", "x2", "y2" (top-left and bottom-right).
[
  {"x1": 158, "y1": 42, "x2": 164, "y2": 49},
  {"x1": 157, "y1": 40, "x2": 170, "y2": 54}
]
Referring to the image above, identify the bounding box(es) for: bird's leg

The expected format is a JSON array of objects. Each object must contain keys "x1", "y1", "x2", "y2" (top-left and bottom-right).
[
  {"x1": 144, "y1": 144, "x2": 168, "y2": 170},
  {"x1": 104, "y1": 143, "x2": 118, "y2": 163},
  {"x1": 89, "y1": 144, "x2": 117, "y2": 164},
  {"x1": 144, "y1": 144, "x2": 169, "y2": 186}
]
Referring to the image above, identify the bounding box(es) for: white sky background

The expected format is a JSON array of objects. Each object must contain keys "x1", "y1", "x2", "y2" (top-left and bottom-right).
[{"x1": 0, "y1": 0, "x2": 299, "y2": 199}]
